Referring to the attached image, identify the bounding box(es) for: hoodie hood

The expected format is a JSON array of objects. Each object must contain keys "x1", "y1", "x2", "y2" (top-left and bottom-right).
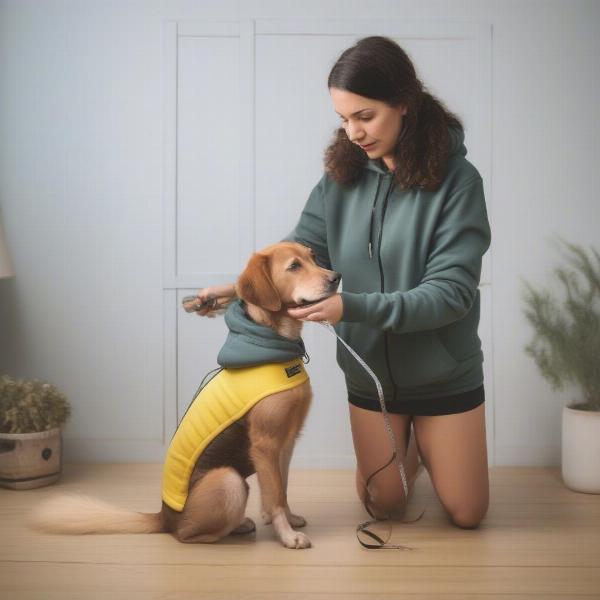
[
  {"x1": 365, "y1": 126, "x2": 466, "y2": 174},
  {"x1": 217, "y1": 299, "x2": 307, "y2": 368}
]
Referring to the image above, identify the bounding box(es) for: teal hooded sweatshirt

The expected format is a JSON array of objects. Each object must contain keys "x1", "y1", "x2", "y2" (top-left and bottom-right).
[{"x1": 288, "y1": 127, "x2": 491, "y2": 402}]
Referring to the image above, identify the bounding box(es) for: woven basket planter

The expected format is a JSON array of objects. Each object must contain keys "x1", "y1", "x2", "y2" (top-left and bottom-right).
[{"x1": 0, "y1": 427, "x2": 63, "y2": 490}]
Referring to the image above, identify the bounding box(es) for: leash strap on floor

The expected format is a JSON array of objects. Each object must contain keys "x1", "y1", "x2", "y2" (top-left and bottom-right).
[
  {"x1": 357, "y1": 519, "x2": 413, "y2": 550},
  {"x1": 319, "y1": 321, "x2": 427, "y2": 550}
]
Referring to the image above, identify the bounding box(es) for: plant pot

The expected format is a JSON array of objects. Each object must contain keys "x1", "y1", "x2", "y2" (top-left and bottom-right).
[
  {"x1": 562, "y1": 405, "x2": 600, "y2": 494},
  {"x1": 0, "y1": 427, "x2": 63, "y2": 490}
]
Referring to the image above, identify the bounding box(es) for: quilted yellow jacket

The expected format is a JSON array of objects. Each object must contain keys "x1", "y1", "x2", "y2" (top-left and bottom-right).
[{"x1": 162, "y1": 357, "x2": 309, "y2": 512}]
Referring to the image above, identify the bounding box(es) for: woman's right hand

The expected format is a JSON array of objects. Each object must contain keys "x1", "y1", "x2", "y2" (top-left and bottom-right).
[{"x1": 190, "y1": 283, "x2": 237, "y2": 318}]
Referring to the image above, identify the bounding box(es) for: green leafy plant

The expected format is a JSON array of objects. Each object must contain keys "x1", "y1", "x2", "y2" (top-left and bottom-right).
[
  {"x1": 0, "y1": 375, "x2": 71, "y2": 433},
  {"x1": 523, "y1": 238, "x2": 600, "y2": 411}
]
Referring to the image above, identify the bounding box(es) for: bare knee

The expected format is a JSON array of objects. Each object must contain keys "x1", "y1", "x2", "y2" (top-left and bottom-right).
[
  {"x1": 370, "y1": 495, "x2": 407, "y2": 519},
  {"x1": 448, "y1": 500, "x2": 489, "y2": 529},
  {"x1": 355, "y1": 471, "x2": 407, "y2": 519}
]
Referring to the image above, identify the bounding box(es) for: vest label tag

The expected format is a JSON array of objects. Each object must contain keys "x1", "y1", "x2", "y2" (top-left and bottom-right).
[{"x1": 285, "y1": 363, "x2": 302, "y2": 378}]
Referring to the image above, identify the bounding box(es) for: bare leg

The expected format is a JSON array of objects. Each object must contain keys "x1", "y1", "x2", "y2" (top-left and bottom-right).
[
  {"x1": 412, "y1": 402, "x2": 489, "y2": 529},
  {"x1": 349, "y1": 404, "x2": 423, "y2": 519}
]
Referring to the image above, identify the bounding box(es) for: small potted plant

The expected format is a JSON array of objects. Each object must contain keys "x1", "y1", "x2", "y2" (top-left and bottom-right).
[
  {"x1": 0, "y1": 375, "x2": 71, "y2": 490},
  {"x1": 523, "y1": 238, "x2": 600, "y2": 493}
]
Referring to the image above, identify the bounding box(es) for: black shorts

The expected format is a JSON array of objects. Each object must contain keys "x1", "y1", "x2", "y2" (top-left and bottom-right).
[{"x1": 348, "y1": 385, "x2": 485, "y2": 416}]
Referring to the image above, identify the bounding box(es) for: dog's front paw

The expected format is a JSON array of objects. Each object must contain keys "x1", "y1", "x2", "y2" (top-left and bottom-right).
[
  {"x1": 281, "y1": 530, "x2": 311, "y2": 549},
  {"x1": 287, "y1": 513, "x2": 307, "y2": 527},
  {"x1": 265, "y1": 509, "x2": 306, "y2": 527}
]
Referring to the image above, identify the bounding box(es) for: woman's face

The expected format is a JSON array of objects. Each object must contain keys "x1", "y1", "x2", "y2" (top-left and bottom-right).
[{"x1": 330, "y1": 87, "x2": 407, "y2": 170}]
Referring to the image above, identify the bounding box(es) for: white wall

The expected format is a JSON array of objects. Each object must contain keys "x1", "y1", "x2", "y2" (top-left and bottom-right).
[{"x1": 0, "y1": 0, "x2": 598, "y2": 467}]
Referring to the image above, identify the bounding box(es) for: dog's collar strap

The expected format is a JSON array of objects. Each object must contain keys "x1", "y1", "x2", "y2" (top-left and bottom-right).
[{"x1": 299, "y1": 338, "x2": 310, "y2": 364}]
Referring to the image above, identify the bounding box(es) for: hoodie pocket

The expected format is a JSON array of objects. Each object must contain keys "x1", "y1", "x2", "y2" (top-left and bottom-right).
[{"x1": 387, "y1": 331, "x2": 459, "y2": 389}]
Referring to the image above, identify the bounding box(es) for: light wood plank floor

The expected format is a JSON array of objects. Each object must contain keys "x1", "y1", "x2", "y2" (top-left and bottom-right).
[{"x1": 1, "y1": 464, "x2": 599, "y2": 599}]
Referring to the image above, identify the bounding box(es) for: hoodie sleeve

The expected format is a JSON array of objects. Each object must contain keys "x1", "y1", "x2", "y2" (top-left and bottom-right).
[
  {"x1": 281, "y1": 174, "x2": 332, "y2": 269},
  {"x1": 340, "y1": 176, "x2": 491, "y2": 333}
]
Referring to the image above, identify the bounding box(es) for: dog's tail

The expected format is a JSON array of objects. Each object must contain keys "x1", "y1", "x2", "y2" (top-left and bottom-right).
[{"x1": 29, "y1": 494, "x2": 164, "y2": 535}]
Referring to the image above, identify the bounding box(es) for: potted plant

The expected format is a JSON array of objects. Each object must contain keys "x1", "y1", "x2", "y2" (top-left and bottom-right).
[
  {"x1": 0, "y1": 375, "x2": 71, "y2": 490},
  {"x1": 523, "y1": 238, "x2": 600, "y2": 493}
]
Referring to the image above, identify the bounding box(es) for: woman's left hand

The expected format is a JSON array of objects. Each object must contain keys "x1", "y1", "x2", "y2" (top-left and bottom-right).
[{"x1": 286, "y1": 293, "x2": 343, "y2": 325}]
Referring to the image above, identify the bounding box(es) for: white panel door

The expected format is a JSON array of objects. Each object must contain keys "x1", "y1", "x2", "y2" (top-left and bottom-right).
[
  {"x1": 165, "y1": 19, "x2": 493, "y2": 466},
  {"x1": 177, "y1": 35, "x2": 242, "y2": 276},
  {"x1": 254, "y1": 21, "x2": 493, "y2": 466},
  {"x1": 163, "y1": 21, "x2": 255, "y2": 423}
]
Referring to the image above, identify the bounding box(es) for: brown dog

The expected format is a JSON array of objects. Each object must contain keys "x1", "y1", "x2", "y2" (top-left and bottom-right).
[{"x1": 31, "y1": 242, "x2": 341, "y2": 549}]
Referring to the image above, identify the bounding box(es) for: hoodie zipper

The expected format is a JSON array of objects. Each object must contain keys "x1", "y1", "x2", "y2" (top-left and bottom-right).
[
  {"x1": 376, "y1": 175, "x2": 398, "y2": 402},
  {"x1": 368, "y1": 176, "x2": 382, "y2": 259},
  {"x1": 376, "y1": 176, "x2": 394, "y2": 285}
]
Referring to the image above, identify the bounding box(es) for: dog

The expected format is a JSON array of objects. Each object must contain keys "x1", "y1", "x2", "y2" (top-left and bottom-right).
[{"x1": 31, "y1": 242, "x2": 341, "y2": 549}]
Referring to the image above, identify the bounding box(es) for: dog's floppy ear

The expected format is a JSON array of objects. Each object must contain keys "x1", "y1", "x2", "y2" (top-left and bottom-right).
[{"x1": 236, "y1": 252, "x2": 282, "y2": 312}]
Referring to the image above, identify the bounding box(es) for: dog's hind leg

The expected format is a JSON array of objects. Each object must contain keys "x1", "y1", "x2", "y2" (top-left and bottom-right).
[
  {"x1": 231, "y1": 516, "x2": 256, "y2": 534},
  {"x1": 175, "y1": 467, "x2": 249, "y2": 543}
]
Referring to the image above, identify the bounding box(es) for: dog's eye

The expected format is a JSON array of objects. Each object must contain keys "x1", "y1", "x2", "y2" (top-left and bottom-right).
[{"x1": 288, "y1": 261, "x2": 301, "y2": 271}]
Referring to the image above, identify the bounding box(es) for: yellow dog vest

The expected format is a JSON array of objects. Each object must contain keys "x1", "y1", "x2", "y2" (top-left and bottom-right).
[{"x1": 162, "y1": 359, "x2": 309, "y2": 511}]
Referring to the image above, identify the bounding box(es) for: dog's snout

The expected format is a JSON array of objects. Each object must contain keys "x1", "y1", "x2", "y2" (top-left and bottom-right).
[{"x1": 329, "y1": 272, "x2": 342, "y2": 289}]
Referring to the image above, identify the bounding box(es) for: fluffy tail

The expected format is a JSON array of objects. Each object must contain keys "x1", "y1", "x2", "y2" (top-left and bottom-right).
[{"x1": 30, "y1": 494, "x2": 164, "y2": 535}]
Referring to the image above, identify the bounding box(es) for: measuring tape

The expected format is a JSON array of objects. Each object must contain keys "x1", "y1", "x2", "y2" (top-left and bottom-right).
[{"x1": 318, "y1": 321, "x2": 427, "y2": 550}]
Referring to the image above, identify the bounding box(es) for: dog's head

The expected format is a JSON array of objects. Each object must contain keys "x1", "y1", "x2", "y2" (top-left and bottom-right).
[{"x1": 236, "y1": 242, "x2": 341, "y2": 312}]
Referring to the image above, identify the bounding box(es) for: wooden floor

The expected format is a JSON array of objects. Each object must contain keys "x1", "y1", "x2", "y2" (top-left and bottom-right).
[{"x1": 1, "y1": 464, "x2": 599, "y2": 599}]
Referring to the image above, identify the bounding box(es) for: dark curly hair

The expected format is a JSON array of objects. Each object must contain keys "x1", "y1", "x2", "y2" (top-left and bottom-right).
[{"x1": 325, "y1": 36, "x2": 463, "y2": 192}]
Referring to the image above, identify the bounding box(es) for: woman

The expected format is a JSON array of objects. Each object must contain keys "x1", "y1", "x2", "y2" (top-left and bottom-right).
[{"x1": 195, "y1": 36, "x2": 491, "y2": 529}]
